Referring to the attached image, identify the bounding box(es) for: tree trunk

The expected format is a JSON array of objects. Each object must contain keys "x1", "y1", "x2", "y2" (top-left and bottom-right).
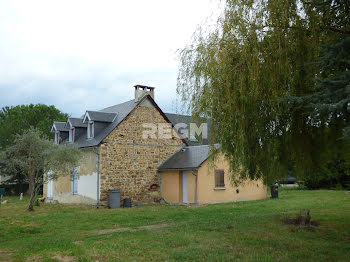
[
  {"x1": 27, "y1": 189, "x2": 37, "y2": 211},
  {"x1": 28, "y1": 176, "x2": 34, "y2": 196},
  {"x1": 27, "y1": 181, "x2": 38, "y2": 212}
]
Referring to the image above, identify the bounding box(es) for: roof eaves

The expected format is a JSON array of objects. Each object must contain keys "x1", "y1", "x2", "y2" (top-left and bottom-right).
[{"x1": 158, "y1": 167, "x2": 198, "y2": 171}]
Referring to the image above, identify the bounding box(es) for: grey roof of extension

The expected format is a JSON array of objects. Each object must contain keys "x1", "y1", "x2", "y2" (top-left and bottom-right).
[
  {"x1": 85, "y1": 111, "x2": 117, "y2": 123},
  {"x1": 67, "y1": 117, "x2": 87, "y2": 128},
  {"x1": 157, "y1": 144, "x2": 220, "y2": 171},
  {"x1": 53, "y1": 122, "x2": 69, "y2": 132}
]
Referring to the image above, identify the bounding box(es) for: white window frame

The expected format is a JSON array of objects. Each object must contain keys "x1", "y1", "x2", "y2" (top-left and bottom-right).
[
  {"x1": 69, "y1": 127, "x2": 75, "y2": 143},
  {"x1": 87, "y1": 121, "x2": 94, "y2": 139},
  {"x1": 55, "y1": 131, "x2": 60, "y2": 144},
  {"x1": 189, "y1": 133, "x2": 198, "y2": 142}
]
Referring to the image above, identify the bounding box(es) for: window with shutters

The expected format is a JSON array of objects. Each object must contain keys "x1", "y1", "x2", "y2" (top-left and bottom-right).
[{"x1": 215, "y1": 170, "x2": 225, "y2": 188}]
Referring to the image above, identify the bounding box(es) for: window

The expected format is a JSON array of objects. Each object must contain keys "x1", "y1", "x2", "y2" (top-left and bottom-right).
[
  {"x1": 69, "y1": 127, "x2": 75, "y2": 143},
  {"x1": 55, "y1": 132, "x2": 60, "y2": 144},
  {"x1": 215, "y1": 170, "x2": 225, "y2": 188},
  {"x1": 87, "y1": 121, "x2": 94, "y2": 139},
  {"x1": 189, "y1": 133, "x2": 198, "y2": 142},
  {"x1": 71, "y1": 167, "x2": 79, "y2": 194}
]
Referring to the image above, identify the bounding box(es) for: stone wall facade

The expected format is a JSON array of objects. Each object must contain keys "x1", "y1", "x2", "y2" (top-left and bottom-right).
[{"x1": 99, "y1": 102, "x2": 184, "y2": 205}]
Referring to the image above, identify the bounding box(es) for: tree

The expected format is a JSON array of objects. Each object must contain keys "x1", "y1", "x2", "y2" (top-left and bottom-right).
[
  {"x1": 4, "y1": 128, "x2": 80, "y2": 211},
  {"x1": 0, "y1": 104, "x2": 68, "y2": 148},
  {"x1": 177, "y1": 0, "x2": 350, "y2": 184},
  {"x1": 0, "y1": 104, "x2": 68, "y2": 194}
]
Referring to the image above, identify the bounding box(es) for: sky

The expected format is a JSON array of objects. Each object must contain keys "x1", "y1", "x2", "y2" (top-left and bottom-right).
[{"x1": 0, "y1": 0, "x2": 221, "y2": 117}]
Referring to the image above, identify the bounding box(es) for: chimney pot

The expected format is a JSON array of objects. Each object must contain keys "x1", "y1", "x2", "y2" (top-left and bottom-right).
[{"x1": 134, "y1": 85, "x2": 155, "y2": 102}]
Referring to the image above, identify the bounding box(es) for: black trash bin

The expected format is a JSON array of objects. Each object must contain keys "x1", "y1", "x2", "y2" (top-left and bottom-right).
[
  {"x1": 123, "y1": 198, "x2": 132, "y2": 207},
  {"x1": 108, "y1": 189, "x2": 121, "y2": 209},
  {"x1": 270, "y1": 183, "x2": 279, "y2": 198},
  {"x1": 270, "y1": 185, "x2": 275, "y2": 198},
  {"x1": 274, "y1": 183, "x2": 279, "y2": 198}
]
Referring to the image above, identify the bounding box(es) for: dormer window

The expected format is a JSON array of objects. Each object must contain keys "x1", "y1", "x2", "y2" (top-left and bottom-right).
[
  {"x1": 69, "y1": 127, "x2": 75, "y2": 143},
  {"x1": 87, "y1": 121, "x2": 94, "y2": 139}
]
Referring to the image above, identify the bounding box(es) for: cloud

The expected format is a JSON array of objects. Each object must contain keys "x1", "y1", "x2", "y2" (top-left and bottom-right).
[{"x1": 0, "y1": 0, "x2": 221, "y2": 115}]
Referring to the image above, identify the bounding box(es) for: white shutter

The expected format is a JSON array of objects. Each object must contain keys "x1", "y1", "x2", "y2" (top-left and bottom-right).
[{"x1": 72, "y1": 167, "x2": 79, "y2": 194}]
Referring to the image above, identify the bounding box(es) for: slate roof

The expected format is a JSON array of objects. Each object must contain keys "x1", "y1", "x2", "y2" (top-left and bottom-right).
[
  {"x1": 52, "y1": 94, "x2": 210, "y2": 149},
  {"x1": 52, "y1": 122, "x2": 69, "y2": 132},
  {"x1": 165, "y1": 113, "x2": 210, "y2": 146},
  {"x1": 158, "y1": 144, "x2": 220, "y2": 171},
  {"x1": 67, "y1": 117, "x2": 87, "y2": 128},
  {"x1": 85, "y1": 111, "x2": 117, "y2": 123},
  {"x1": 73, "y1": 99, "x2": 139, "y2": 148}
]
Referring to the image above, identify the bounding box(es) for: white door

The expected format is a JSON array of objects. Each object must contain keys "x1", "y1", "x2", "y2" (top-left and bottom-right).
[
  {"x1": 182, "y1": 171, "x2": 188, "y2": 203},
  {"x1": 47, "y1": 179, "x2": 53, "y2": 199}
]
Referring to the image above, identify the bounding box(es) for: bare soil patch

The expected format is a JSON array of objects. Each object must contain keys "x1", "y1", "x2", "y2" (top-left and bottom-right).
[
  {"x1": 0, "y1": 249, "x2": 13, "y2": 262},
  {"x1": 73, "y1": 241, "x2": 84, "y2": 246},
  {"x1": 94, "y1": 223, "x2": 170, "y2": 235},
  {"x1": 281, "y1": 209, "x2": 320, "y2": 232},
  {"x1": 53, "y1": 254, "x2": 76, "y2": 262}
]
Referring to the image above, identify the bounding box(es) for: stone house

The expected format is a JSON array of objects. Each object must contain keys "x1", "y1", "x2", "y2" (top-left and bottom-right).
[{"x1": 45, "y1": 85, "x2": 266, "y2": 206}]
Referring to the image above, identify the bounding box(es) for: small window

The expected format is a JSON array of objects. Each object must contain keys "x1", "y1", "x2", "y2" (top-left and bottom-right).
[
  {"x1": 190, "y1": 134, "x2": 198, "y2": 142},
  {"x1": 87, "y1": 121, "x2": 94, "y2": 139},
  {"x1": 69, "y1": 127, "x2": 75, "y2": 143},
  {"x1": 215, "y1": 170, "x2": 225, "y2": 188},
  {"x1": 55, "y1": 132, "x2": 60, "y2": 144},
  {"x1": 71, "y1": 167, "x2": 79, "y2": 194}
]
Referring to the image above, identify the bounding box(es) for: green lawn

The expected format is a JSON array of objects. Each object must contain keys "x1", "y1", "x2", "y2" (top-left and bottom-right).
[{"x1": 0, "y1": 190, "x2": 349, "y2": 262}]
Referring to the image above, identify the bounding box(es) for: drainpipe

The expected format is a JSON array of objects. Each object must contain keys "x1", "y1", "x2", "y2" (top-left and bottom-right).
[
  {"x1": 191, "y1": 170, "x2": 197, "y2": 203},
  {"x1": 92, "y1": 147, "x2": 100, "y2": 208}
]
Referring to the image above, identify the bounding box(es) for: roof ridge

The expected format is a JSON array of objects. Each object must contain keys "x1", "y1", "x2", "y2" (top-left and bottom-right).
[
  {"x1": 165, "y1": 112, "x2": 192, "y2": 117},
  {"x1": 87, "y1": 110, "x2": 117, "y2": 114}
]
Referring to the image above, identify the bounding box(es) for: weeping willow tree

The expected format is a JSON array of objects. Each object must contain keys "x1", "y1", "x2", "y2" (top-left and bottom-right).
[{"x1": 178, "y1": 0, "x2": 350, "y2": 185}]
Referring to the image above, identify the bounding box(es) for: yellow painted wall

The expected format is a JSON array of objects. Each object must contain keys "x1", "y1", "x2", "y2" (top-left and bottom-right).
[
  {"x1": 161, "y1": 170, "x2": 180, "y2": 203},
  {"x1": 196, "y1": 154, "x2": 235, "y2": 203},
  {"x1": 160, "y1": 153, "x2": 267, "y2": 204},
  {"x1": 161, "y1": 170, "x2": 197, "y2": 203}
]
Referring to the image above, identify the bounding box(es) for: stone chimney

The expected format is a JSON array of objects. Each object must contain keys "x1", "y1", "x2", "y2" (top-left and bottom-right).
[{"x1": 134, "y1": 85, "x2": 155, "y2": 102}]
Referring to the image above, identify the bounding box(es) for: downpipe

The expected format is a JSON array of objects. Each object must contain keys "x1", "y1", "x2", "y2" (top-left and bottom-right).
[{"x1": 191, "y1": 170, "x2": 197, "y2": 204}]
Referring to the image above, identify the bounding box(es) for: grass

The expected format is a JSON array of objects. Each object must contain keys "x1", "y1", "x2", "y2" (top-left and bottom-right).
[{"x1": 0, "y1": 190, "x2": 350, "y2": 261}]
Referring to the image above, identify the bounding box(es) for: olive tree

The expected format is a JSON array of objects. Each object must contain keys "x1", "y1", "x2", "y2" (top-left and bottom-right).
[{"x1": 4, "y1": 128, "x2": 80, "y2": 211}]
